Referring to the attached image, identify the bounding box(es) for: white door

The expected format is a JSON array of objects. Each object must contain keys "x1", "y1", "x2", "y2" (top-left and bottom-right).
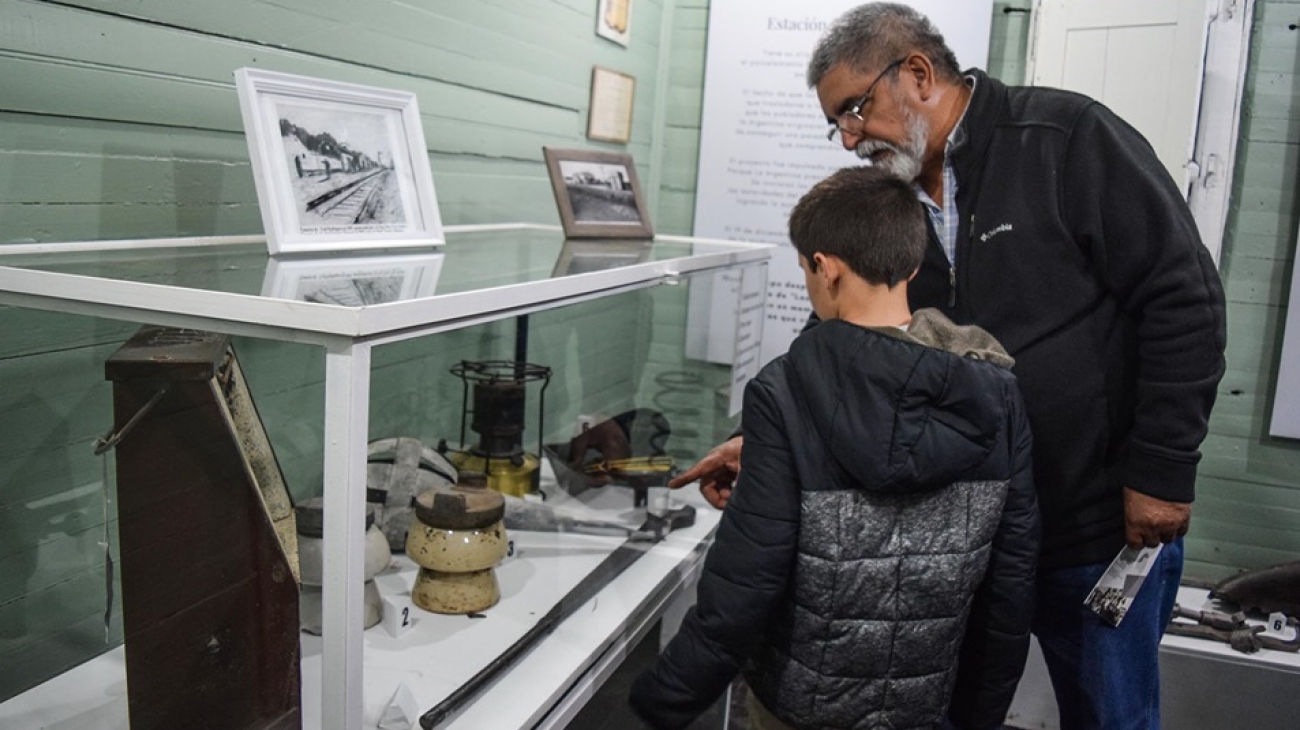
[
  {"x1": 1027, "y1": 0, "x2": 1253, "y2": 262},
  {"x1": 1028, "y1": 0, "x2": 1208, "y2": 193}
]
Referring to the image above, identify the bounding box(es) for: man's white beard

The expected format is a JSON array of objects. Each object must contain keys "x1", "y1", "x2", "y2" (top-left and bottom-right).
[{"x1": 854, "y1": 104, "x2": 928, "y2": 182}]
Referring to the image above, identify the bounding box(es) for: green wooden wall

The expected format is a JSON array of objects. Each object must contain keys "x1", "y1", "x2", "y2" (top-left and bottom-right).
[
  {"x1": 0, "y1": 0, "x2": 674, "y2": 237},
  {"x1": 1, "y1": 0, "x2": 1297, "y2": 707}
]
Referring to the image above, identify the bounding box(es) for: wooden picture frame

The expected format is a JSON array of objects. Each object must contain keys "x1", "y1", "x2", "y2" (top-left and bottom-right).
[
  {"x1": 543, "y1": 147, "x2": 654, "y2": 239},
  {"x1": 586, "y1": 67, "x2": 635, "y2": 144},
  {"x1": 234, "y1": 67, "x2": 443, "y2": 255}
]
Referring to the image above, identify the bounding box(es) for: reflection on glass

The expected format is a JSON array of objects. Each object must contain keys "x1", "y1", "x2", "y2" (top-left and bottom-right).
[
  {"x1": 261, "y1": 252, "x2": 445, "y2": 304},
  {"x1": 551, "y1": 239, "x2": 653, "y2": 277}
]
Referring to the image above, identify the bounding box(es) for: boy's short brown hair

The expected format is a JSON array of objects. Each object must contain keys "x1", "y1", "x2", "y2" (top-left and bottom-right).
[{"x1": 788, "y1": 166, "x2": 926, "y2": 286}]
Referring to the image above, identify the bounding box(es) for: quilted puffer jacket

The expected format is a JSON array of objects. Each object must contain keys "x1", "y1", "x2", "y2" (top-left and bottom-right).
[{"x1": 630, "y1": 309, "x2": 1039, "y2": 730}]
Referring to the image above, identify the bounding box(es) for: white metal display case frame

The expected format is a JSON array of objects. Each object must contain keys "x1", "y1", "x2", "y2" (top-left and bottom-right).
[{"x1": 0, "y1": 223, "x2": 772, "y2": 730}]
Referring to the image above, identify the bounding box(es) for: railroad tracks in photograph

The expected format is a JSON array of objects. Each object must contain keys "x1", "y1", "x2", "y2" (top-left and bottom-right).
[{"x1": 305, "y1": 169, "x2": 390, "y2": 223}]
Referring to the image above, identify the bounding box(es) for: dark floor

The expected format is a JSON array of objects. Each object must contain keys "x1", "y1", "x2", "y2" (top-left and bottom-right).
[{"x1": 567, "y1": 620, "x2": 733, "y2": 730}]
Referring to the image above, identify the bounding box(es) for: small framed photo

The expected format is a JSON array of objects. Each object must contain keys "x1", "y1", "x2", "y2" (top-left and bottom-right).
[
  {"x1": 586, "y1": 67, "x2": 635, "y2": 144},
  {"x1": 596, "y1": 0, "x2": 633, "y2": 46},
  {"x1": 234, "y1": 68, "x2": 444, "y2": 255},
  {"x1": 261, "y1": 252, "x2": 445, "y2": 305},
  {"x1": 543, "y1": 147, "x2": 654, "y2": 239}
]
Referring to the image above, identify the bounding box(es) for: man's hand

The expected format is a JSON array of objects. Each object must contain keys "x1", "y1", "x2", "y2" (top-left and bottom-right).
[
  {"x1": 668, "y1": 436, "x2": 742, "y2": 509},
  {"x1": 1123, "y1": 487, "x2": 1191, "y2": 548}
]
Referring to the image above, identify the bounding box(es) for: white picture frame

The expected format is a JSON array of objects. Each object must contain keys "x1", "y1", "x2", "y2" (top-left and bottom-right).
[
  {"x1": 234, "y1": 68, "x2": 444, "y2": 255},
  {"x1": 596, "y1": 0, "x2": 633, "y2": 46},
  {"x1": 261, "y1": 252, "x2": 445, "y2": 304}
]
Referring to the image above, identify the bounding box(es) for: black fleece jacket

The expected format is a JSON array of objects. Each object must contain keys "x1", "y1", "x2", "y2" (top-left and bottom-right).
[{"x1": 908, "y1": 70, "x2": 1226, "y2": 568}]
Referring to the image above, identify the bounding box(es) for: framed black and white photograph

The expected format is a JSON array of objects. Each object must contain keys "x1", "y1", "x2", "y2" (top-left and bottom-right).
[
  {"x1": 261, "y1": 252, "x2": 444, "y2": 305},
  {"x1": 235, "y1": 67, "x2": 443, "y2": 255},
  {"x1": 595, "y1": 0, "x2": 633, "y2": 46},
  {"x1": 543, "y1": 147, "x2": 653, "y2": 239}
]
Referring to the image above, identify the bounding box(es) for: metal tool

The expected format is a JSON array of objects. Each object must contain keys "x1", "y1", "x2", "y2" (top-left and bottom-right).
[
  {"x1": 419, "y1": 502, "x2": 699, "y2": 728},
  {"x1": 1167, "y1": 603, "x2": 1300, "y2": 653},
  {"x1": 502, "y1": 495, "x2": 694, "y2": 543}
]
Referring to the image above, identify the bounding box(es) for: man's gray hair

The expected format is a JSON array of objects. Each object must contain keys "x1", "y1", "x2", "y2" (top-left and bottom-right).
[{"x1": 806, "y1": 2, "x2": 963, "y2": 88}]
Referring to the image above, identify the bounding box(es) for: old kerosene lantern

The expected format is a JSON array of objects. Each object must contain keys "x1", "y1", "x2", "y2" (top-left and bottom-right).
[{"x1": 443, "y1": 359, "x2": 551, "y2": 498}]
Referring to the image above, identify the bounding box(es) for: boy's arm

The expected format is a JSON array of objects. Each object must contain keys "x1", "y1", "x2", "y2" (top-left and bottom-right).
[
  {"x1": 947, "y1": 378, "x2": 1040, "y2": 729},
  {"x1": 630, "y1": 374, "x2": 800, "y2": 729}
]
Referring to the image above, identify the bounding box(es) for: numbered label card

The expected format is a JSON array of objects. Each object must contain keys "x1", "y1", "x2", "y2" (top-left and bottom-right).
[
  {"x1": 381, "y1": 594, "x2": 417, "y2": 638},
  {"x1": 499, "y1": 538, "x2": 519, "y2": 567},
  {"x1": 1263, "y1": 612, "x2": 1292, "y2": 639}
]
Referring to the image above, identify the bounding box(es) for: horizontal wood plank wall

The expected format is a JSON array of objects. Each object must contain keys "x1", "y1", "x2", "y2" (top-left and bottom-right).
[
  {"x1": 0, "y1": 0, "x2": 669, "y2": 238},
  {"x1": 0, "y1": 0, "x2": 676, "y2": 701},
  {"x1": 654, "y1": 0, "x2": 707, "y2": 234},
  {"x1": 1187, "y1": 0, "x2": 1300, "y2": 581}
]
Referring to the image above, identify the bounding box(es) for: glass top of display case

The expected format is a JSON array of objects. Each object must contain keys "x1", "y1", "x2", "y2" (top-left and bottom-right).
[{"x1": 0, "y1": 224, "x2": 770, "y2": 341}]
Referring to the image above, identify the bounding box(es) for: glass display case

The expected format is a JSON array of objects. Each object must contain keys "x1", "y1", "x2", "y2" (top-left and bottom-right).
[{"x1": 0, "y1": 224, "x2": 771, "y2": 730}]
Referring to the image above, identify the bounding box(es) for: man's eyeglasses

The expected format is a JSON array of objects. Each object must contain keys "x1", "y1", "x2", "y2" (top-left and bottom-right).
[{"x1": 826, "y1": 58, "x2": 906, "y2": 141}]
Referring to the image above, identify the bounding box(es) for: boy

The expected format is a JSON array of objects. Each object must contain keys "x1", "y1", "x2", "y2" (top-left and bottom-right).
[{"x1": 629, "y1": 166, "x2": 1039, "y2": 730}]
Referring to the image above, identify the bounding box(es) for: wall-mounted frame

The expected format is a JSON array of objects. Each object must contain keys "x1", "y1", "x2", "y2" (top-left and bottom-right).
[
  {"x1": 586, "y1": 67, "x2": 636, "y2": 144},
  {"x1": 234, "y1": 67, "x2": 444, "y2": 255},
  {"x1": 596, "y1": 0, "x2": 633, "y2": 46},
  {"x1": 543, "y1": 147, "x2": 654, "y2": 239},
  {"x1": 261, "y1": 252, "x2": 445, "y2": 304}
]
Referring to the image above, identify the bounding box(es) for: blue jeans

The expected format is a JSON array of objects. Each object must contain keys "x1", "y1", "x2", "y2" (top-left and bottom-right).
[{"x1": 1033, "y1": 539, "x2": 1183, "y2": 730}]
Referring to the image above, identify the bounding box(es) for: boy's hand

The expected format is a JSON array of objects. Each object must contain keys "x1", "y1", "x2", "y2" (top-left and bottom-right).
[
  {"x1": 1123, "y1": 487, "x2": 1190, "y2": 548},
  {"x1": 669, "y1": 436, "x2": 742, "y2": 509}
]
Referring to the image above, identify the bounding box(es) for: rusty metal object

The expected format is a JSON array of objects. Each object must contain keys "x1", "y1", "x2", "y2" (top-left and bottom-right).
[
  {"x1": 1168, "y1": 603, "x2": 1300, "y2": 653},
  {"x1": 1210, "y1": 560, "x2": 1300, "y2": 617}
]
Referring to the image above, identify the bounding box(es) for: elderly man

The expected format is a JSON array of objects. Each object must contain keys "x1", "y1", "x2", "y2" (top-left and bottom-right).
[{"x1": 672, "y1": 4, "x2": 1226, "y2": 729}]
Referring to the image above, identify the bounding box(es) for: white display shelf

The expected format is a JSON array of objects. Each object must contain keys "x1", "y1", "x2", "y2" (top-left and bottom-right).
[{"x1": 0, "y1": 468, "x2": 719, "y2": 730}]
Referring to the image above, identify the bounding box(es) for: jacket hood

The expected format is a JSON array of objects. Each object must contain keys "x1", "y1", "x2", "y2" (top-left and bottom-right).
[{"x1": 786, "y1": 308, "x2": 1014, "y2": 493}]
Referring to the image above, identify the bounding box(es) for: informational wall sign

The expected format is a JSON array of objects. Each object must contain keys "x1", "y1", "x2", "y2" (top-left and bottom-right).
[{"x1": 688, "y1": 0, "x2": 992, "y2": 366}]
